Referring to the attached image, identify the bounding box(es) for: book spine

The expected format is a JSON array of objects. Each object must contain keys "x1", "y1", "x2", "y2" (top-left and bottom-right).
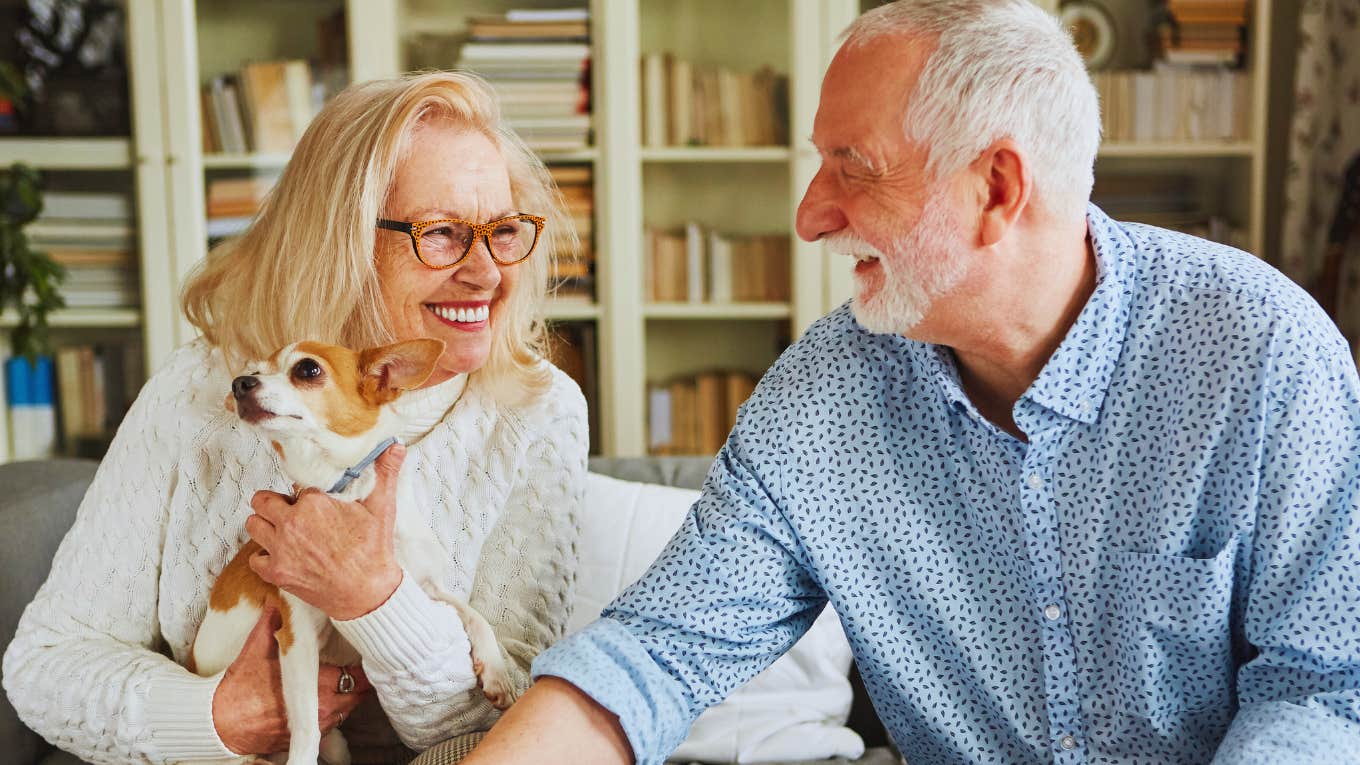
[{"x1": 5, "y1": 356, "x2": 58, "y2": 460}]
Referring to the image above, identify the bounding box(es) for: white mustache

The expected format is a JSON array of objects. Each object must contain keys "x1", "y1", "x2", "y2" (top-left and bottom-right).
[{"x1": 825, "y1": 233, "x2": 885, "y2": 263}]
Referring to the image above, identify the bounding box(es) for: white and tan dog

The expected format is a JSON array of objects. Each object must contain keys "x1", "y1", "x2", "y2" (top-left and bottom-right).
[{"x1": 183, "y1": 338, "x2": 513, "y2": 765}]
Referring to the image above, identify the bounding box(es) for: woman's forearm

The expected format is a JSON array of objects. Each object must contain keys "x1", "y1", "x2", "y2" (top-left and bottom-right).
[{"x1": 462, "y1": 677, "x2": 633, "y2": 765}]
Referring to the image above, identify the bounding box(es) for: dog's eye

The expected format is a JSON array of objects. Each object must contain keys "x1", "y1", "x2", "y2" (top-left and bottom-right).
[{"x1": 291, "y1": 358, "x2": 323, "y2": 381}]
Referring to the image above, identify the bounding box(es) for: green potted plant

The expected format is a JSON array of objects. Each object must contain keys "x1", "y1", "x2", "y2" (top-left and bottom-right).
[{"x1": 1, "y1": 161, "x2": 66, "y2": 359}]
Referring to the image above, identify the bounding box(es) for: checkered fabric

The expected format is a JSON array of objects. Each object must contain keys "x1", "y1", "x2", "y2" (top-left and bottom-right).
[{"x1": 408, "y1": 732, "x2": 488, "y2": 765}]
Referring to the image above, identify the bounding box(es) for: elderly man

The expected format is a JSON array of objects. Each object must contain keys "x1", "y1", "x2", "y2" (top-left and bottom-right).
[{"x1": 465, "y1": 1, "x2": 1360, "y2": 763}]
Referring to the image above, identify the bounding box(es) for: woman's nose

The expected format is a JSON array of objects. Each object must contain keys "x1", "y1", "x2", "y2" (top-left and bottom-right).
[{"x1": 454, "y1": 239, "x2": 503, "y2": 289}]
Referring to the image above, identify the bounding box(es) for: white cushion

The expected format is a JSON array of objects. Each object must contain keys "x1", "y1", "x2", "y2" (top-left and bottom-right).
[{"x1": 576, "y1": 472, "x2": 866, "y2": 763}]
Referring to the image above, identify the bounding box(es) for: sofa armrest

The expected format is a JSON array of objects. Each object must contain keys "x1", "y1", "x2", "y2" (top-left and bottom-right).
[{"x1": 0, "y1": 458, "x2": 99, "y2": 765}]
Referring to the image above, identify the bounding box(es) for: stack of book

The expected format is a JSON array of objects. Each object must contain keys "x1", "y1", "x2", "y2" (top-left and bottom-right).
[
  {"x1": 29, "y1": 192, "x2": 139, "y2": 309},
  {"x1": 205, "y1": 176, "x2": 278, "y2": 239},
  {"x1": 1159, "y1": 1, "x2": 1248, "y2": 67},
  {"x1": 550, "y1": 165, "x2": 595, "y2": 302},
  {"x1": 1094, "y1": 174, "x2": 1246, "y2": 249},
  {"x1": 640, "y1": 54, "x2": 788, "y2": 148},
  {"x1": 1092, "y1": 67, "x2": 1250, "y2": 142},
  {"x1": 648, "y1": 370, "x2": 758, "y2": 455},
  {"x1": 647, "y1": 226, "x2": 790, "y2": 303},
  {"x1": 456, "y1": 8, "x2": 591, "y2": 152},
  {"x1": 51, "y1": 343, "x2": 144, "y2": 457}
]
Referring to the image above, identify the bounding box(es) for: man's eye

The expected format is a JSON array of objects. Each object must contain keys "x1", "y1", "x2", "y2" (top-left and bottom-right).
[{"x1": 292, "y1": 359, "x2": 323, "y2": 380}]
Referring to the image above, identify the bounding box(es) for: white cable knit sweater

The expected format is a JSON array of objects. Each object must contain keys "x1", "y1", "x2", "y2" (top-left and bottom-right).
[{"x1": 1, "y1": 340, "x2": 588, "y2": 765}]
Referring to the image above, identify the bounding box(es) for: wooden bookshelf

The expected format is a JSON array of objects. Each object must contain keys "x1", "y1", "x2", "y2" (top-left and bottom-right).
[{"x1": 0, "y1": 138, "x2": 134, "y2": 170}]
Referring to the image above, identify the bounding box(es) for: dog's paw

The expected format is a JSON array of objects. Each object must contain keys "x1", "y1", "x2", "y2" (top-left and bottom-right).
[{"x1": 476, "y1": 661, "x2": 518, "y2": 711}]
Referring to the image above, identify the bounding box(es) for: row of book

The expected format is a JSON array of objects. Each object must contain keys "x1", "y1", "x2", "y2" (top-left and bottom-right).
[
  {"x1": 648, "y1": 370, "x2": 758, "y2": 456},
  {"x1": 545, "y1": 321, "x2": 600, "y2": 454},
  {"x1": 641, "y1": 54, "x2": 788, "y2": 148},
  {"x1": 1092, "y1": 67, "x2": 1251, "y2": 143},
  {"x1": 647, "y1": 227, "x2": 790, "y2": 304},
  {"x1": 205, "y1": 175, "x2": 276, "y2": 240},
  {"x1": 455, "y1": 8, "x2": 592, "y2": 152},
  {"x1": 200, "y1": 59, "x2": 348, "y2": 155},
  {"x1": 30, "y1": 191, "x2": 139, "y2": 309},
  {"x1": 1093, "y1": 174, "x2": 1246, "y2": 250},
  {"x1": 550, "y1": 164, "x2": 596, "y2": 302},
  {"x1": 1157, "y1": 0, "x2": 1248, "y2": 68},
  {"x1": 3, "y1": 343, "x2": 143, "y2": 460}
]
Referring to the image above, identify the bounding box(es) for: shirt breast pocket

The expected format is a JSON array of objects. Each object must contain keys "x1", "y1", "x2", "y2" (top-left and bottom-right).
[{"x1": 1102, "y1": 538, "x2": 1239, "y2": 717}]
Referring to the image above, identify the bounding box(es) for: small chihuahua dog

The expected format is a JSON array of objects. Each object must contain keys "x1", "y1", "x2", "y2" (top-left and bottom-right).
[{"x1": 183, "y1": 338, "x2": 512, "y2": 765}]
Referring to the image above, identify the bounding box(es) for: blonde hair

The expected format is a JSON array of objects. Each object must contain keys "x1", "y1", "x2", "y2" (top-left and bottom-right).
[{"x1": 182, "y1": 71, "x2": 574, "y2": 404}]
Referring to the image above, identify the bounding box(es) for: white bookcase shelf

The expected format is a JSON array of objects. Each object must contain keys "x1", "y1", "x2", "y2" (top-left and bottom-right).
[
  {"x1": 0, "y1": 309, "x2": 142, "y2": 329},
  {"x1": 1098, "y1": 142, "x2": 1257, "y2": 158},
  {"x1": 640, "y1": 147, "x2": 792, "y2": 163},
  {"x1": 644, "y1": 302, "x2": 792, "y2": 320},
  {"x1": 0, "y1": 0, "x2": 1279, "y2": 462},
  {"x1": 202, "y1": 153, "x2": 291, "y2": 170},
  {"x1": 0, "y1": 138, "x2": 134, "y2": 170},
  {"x1": 546, "y1": 299, "x2": 602, "y2": 322}
]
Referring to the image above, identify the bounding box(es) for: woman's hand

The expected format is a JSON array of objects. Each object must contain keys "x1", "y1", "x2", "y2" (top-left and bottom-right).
[
  {"x1": 212, "y1": 607, "x2": 372, "y2": 755},
  {"x1": 246, "y1": 443, "x2": 406, "y2": 621}
]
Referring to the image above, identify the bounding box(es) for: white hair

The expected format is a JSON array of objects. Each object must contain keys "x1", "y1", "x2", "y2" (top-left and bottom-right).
[{"x1": 843, "y1": 0, "x2": 1101, "y2": 218}]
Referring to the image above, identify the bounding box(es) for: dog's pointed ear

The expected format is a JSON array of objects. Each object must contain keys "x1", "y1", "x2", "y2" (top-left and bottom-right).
[{"x1": 358, "y1": 338, "x2": 446, "y2": 404}]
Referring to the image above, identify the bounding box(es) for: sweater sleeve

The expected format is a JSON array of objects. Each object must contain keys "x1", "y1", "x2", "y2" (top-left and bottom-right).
[
  {"x1": 1, "y1": 343, "x2": 238, "y2": 765},
  {"x1": 334, "y1": 370, "x2": 588, "y2": 748}
]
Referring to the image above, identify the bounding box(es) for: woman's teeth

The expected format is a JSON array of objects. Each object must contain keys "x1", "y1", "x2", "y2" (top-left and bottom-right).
[{"x1": 428, "y1": 304, "x2": 490, "y2": 323}]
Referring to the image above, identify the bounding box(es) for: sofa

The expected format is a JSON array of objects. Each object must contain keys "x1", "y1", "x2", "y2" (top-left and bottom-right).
[{"x1": 0, "y1": 457, "x2": 898, "y2": 765}]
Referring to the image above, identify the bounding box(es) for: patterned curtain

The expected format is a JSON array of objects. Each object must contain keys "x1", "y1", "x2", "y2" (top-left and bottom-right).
[{"x1": 1281, "y1": 0, "x2": 1360, "y2": 357}]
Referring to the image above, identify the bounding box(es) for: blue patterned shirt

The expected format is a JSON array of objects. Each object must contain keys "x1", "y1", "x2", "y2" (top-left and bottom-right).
[{"x1": 534, "y1": 205, "x2": 1360, "y2": 764}]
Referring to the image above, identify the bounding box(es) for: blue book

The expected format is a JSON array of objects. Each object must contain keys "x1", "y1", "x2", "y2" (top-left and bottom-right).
[{"x1": 5, "y1": 355, "x2": 57, "y2": 459}]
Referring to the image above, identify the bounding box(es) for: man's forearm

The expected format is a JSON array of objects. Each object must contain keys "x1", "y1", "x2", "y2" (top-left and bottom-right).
[{"x1": 462, "y1": 676, "x2": 634, "y2": 765}]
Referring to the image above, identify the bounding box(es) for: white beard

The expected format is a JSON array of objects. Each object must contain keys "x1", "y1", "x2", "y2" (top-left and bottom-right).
[{"x1": 830, "y1": 193, "x2": 970, "y2": 335}]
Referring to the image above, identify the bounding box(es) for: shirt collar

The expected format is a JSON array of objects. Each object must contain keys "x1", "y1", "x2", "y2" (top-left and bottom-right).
[
  {"x1": 1020, "y1": 203, "x2": 1138, "y2": 424},
  {"x1": 906, "y1": 203, "x2": 1137, "y2": 425}
]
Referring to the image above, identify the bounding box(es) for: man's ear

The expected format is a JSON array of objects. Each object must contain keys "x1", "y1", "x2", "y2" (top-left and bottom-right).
[
  {"x1": 972, "y1": 138, "x2": 1032, "y2": 248},
  {"x1": 358, "y1": 338, "x2": 447, "y2": 404}
]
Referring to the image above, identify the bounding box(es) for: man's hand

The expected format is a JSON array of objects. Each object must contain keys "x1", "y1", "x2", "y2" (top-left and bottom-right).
[
  {"x1": 211, "y1": 607, "x2": 372, "y2": 755},
  {"x1": 246, "y1": 443, "x2": 406, "y2": 620}
]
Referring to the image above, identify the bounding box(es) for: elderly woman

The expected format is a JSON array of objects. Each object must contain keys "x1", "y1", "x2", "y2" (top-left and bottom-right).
[{"x1": 2, "y1": 71, "x2": 587, "y2": 763}]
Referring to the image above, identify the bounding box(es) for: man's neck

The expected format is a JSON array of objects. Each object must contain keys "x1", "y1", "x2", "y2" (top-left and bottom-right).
[{"x1": 913, "y1": 222, "x2": 1096, "y2": 439}]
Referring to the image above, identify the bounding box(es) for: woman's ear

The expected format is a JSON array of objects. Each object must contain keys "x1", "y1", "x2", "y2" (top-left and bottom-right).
[
  {"x1": 358, "y1": 338, "x2": 447, "y2": 403},
  {"x1": 973, "y1": 138, "x2": 1032, "y2": 247}
]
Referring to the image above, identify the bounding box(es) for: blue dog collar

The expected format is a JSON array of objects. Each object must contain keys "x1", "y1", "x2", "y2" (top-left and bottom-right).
[{"x1": 328, "y1": 437, "x2": 398, "y2": 493}]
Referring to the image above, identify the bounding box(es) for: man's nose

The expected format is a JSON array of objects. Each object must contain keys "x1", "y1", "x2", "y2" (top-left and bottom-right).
[{"x1": 795, "y1": 168, "x2": 849, "y2": 242}]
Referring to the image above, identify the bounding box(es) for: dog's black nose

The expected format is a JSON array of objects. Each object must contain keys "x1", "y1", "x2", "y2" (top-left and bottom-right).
[{"x1": 232, "y1": 375, "x2": 260, "y2": 400}]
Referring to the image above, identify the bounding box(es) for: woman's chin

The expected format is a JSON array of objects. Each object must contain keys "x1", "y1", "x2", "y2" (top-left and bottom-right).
[{"x1": 426, "y1": 346, "x2": 490, "y2": 383}]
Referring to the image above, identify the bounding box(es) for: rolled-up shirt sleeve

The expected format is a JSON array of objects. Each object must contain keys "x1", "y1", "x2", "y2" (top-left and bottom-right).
[{"x1": 532, "y1": 435, "x2": 825, "y2": 764}]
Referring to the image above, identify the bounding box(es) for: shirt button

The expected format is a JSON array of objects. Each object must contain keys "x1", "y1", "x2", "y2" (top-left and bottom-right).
[
  {"x1": 1060, "y1": 735, "x2": 1078, "y2": 751},
  {"x1": 1044, "y1": 604, "x2": 1062, "y2": 621},
  {"x1": 1027, "y1": 473, "x2": 1043, "y2": 489},
  {"x1": 1079, "y1": 399, "x2": 1092, "y2": 413}
]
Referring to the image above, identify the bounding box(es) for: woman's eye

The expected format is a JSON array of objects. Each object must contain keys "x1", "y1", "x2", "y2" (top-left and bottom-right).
[{"x1": 292, "y1": 359, "x2": 322, "y2": 380}]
